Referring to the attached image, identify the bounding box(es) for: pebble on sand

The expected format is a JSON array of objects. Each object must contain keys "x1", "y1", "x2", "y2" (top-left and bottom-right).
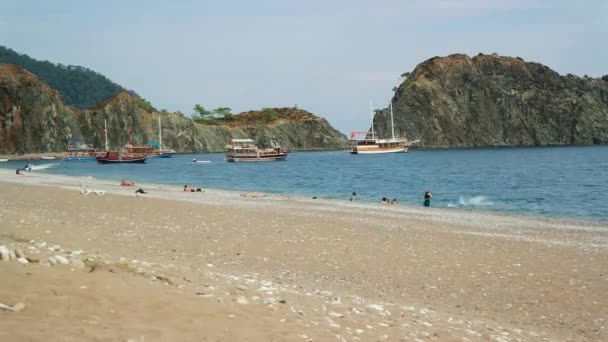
[
  {"x1": 26, "y1": 255, "x2": 40, "y2": 263},
  {"x1": 15, "y1": 249, "x2": 25, "y2": 258},
  {"x1": 70, "y1": 259, "x2": 85, "y2": 269},
  {"x1": 0, "y1": 302, "x2": 25, "y2": 312},
  {"x1": 48, "y1": 256, "x2": 57, "y2": 265},
  {"x1": 0, "y1": 245, "x2": 9, "y2": 261},
  {"x1": 54, "y1": 255, "x2": 70, "y2": 265}
]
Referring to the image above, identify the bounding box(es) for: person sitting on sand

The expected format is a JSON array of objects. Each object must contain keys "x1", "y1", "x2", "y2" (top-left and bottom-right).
[
  {"x1": 349, "y1": 192, "x2": 357, "y2": 201},
  {"x1": 120, "y1": 179, "x2": 136, "y2": 187},
  {"x1": 381, "y1": 197, "x2": 390, "y2": 205},
  {"x1": 15, "y1": 168, "x2": 21, "y2": 175},
  {"x1": 391, "y1": 198, "x2": 398, "y2": 205}
]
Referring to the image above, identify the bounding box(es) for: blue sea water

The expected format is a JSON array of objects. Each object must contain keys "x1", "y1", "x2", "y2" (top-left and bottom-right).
[{"x1": 3, "y1": 146, "x2": 607, "y2": 221}]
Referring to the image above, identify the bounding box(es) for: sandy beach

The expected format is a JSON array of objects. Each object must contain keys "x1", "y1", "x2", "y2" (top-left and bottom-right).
[{"x1": 1, "y1": 169, "x2": 607, "y2": 341}]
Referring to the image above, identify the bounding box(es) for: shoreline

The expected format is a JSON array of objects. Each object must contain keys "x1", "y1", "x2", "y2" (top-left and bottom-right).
[
  {"x1": 2, "y1": 168, "x2": 606, "y2": 230},
  {"x1": 1, "y1": 170, "x2": 607, "y2": 340},
  {"x1": 2, "y1": 165, "x2": 607, "y2": 226}
]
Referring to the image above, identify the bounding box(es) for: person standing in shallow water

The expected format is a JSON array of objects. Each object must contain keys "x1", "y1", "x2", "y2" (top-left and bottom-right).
[{"x1": 424, "y1": 190, "x2": 432, "y2": 207}]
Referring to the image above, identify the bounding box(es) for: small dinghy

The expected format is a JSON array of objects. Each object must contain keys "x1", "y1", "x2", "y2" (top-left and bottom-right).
[{"x1": 192, "y1": 159, "x2": 212, "y2": 164}]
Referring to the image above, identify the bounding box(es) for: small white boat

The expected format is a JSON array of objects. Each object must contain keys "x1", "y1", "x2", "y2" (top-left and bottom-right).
[
  {"x1": 0, "y1": 158, "x2": 8, "y2": 162},
  {"x1": 25, "y1": 163, "x2": 59, "y2": 171},
  {"x1": 192, "y1": 159, "x2": 212, "y2": 164},
  {"x1": 41, "y1": 156, "x2": 57, "y2": 160}
]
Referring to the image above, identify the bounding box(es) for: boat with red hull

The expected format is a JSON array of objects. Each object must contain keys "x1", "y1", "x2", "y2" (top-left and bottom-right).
[{"x1": 96, "y1": 151, "x2": 147, "y2": 164}]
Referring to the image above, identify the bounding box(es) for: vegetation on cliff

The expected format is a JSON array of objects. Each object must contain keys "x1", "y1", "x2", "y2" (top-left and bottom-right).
[
  {"x1": 375, "y1": 53, "x2": 608, "y2": 147},
  {"x1": 0, "y1": 46, "x2": 135, "y2": 109}
]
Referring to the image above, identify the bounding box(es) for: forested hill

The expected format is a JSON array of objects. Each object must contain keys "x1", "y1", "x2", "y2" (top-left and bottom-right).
[{"x1": 0, "y1": 46, "x2": 131, "y2": 109}]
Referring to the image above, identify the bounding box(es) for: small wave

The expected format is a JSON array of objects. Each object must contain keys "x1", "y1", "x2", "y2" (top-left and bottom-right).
[{"x1": 449, "y1": 195, "x2": 495, "y2": 207}]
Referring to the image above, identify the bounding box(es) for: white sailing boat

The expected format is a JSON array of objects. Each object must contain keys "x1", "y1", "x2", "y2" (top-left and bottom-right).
[
  {"x1": 155, "y1": 117, "x2": 176, "y2": 157},
  {"x1": 349, "y1": 99, "x2": 418, "y2": 154}
]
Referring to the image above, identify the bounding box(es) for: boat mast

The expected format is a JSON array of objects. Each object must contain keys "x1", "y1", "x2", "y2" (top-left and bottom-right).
[
  {"x1": 390, "y1": 99, "x2": 395, "y2": 140},
  {"x1": 369, "y1": 98, "x2": 375, "y2": 140},
  {"x1": 104, "y1": 119, "x2": 109, "y2": 151},
  {"x1": 158, "y1": 117, "x2": 162, "y2": 150}
]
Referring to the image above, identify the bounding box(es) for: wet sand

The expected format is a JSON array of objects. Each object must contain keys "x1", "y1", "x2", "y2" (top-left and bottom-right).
[{"x1": 1, "y1": 169, "x2": 607, "y2": 341}]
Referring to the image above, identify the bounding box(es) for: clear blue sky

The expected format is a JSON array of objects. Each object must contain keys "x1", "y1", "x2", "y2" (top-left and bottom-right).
[{"x1": 1, "y1": 0, "x2": 606, "y2": 134}]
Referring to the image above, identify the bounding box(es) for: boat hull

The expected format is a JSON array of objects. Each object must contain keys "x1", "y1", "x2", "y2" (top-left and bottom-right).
[
  {"x1": 226, "y1": 154, "x2": 288, "y2": 162},
  {"x1": 350, "y1": 146, "x2": 409, "y2": 154},
  {"x1": 96, "y1": 157, "x2": 147, "y2": 164}
]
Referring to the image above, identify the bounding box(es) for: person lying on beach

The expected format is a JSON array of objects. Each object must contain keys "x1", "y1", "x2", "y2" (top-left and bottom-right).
[
  {"x1": 183, "y1": 185, "x2": 203, "y2": 192},
  {"x1": 135, "y1": 188, "x2": 147, "y2": 194},
  {"x1": 120, "y1": 179, "x2": 136, "y2": 186}
]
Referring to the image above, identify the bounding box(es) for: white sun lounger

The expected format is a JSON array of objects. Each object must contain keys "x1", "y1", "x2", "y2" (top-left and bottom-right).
[{"x1": 79, "y1": 182, "x2": 105, "y2": 196}]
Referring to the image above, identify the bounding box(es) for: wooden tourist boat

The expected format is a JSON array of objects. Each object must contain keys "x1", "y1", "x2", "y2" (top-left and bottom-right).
[
  {"x1": 349, "y1": 99, "x2": 418, "y2": 154},
  {"x1": 225, "y1": 139, "x2": 289, "y2": 162},
  {"x1": 96, "y1": 151, "x2": 147, "y2": 164},
  {"x1": 64, "y1": 139, "x2": 100, "y2": 161},
  {"x1": 125, "y1": 118, "x2": 176, "y2": 158}
]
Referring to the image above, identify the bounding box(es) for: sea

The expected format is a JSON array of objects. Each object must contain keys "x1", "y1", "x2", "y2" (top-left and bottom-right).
[{"x1": 2, "y1": 146, "x2": 607, "y2": 221}]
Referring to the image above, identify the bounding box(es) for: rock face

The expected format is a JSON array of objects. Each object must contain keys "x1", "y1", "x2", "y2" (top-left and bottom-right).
[
  {"x1": 0, "y1": 64, "x2": 347, "y2": 154},
  {"x1": 374, "y1": 54, "x2": 608, "y2": 147}
]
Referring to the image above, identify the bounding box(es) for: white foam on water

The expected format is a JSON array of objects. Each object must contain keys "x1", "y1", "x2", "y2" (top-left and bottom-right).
[{"x1": 450, "y1": 195, "x2": 495, "y2": 207}]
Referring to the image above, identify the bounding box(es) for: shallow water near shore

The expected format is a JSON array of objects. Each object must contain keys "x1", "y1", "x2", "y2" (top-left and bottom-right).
[{"x1": 3, "y1": 145, "x2": 607, "y2": 220}]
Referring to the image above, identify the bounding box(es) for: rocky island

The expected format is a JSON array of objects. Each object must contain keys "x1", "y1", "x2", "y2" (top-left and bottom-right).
[
  {"x1": 374, "y1": 53, "x2": 608, "y2": 147},
  {"x1": 0, "y1": 63, "x2": 347, "y2": 155}
]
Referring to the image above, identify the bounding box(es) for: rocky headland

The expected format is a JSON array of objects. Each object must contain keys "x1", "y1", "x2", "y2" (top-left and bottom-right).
[
  {"x1": 375, "y1": 53, "x2": 608, "y2": 147},
  {"x1": 0, "y1": 64, "x2": 347, "y2": 154}
]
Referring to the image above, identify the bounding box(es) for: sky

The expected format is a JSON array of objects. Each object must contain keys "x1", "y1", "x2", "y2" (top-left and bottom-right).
[{"x1": 1, "y1": 0, "x2": 606, "y2": 134}]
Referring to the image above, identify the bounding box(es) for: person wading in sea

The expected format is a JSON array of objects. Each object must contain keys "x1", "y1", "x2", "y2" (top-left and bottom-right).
[{"x1": 423, "y1": 190, "x2": 432, "y2": 207}]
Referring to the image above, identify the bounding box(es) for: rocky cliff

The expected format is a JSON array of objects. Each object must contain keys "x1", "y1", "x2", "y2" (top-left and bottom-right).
[
  {"x1": 374, "y1": 54, "x2": 608, "y2": 147},
  {"x1": 0, "y1": 64, "x2": 347, "y2": 154}
]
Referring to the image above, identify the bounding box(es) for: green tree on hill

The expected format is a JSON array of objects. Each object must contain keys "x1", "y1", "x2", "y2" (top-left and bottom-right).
[
  {"x1": 193, "y1": 104, "x2": 212, "y2": 121},
  {"x1": 213, "y1": 107, "x2": 232, "y2": 119},
  {"x1": 134, "y1": 97, "x2": 157, "y2": 112},
  {"x1": 262, "y1": 108, "x2": 279, "y2": 123}
]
